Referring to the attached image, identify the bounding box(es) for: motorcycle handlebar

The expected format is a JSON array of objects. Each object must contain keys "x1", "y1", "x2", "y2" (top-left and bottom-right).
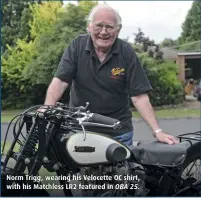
[
  {"x1": 81, "y1": 113, "x2": 122, "y2": 130},
  {"x1": 25, "y1": 105, "x2": 122, "y2": 129},
  {"x1": 89, "y1": 113, "x2": 120, "y2": 126}
]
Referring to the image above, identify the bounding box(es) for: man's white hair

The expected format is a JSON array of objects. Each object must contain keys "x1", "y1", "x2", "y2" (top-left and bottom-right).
[{"x1": 86, "y1": 4, "x2": 122, "y2": 26}]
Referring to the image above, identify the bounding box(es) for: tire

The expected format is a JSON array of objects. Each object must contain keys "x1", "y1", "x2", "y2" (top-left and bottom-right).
[
  {"x1": 177, "y1": 141, "x2": 200, "y2": 196},
  {"x1": 182, "y1": 141, "x2": 200, "y2": 168}
]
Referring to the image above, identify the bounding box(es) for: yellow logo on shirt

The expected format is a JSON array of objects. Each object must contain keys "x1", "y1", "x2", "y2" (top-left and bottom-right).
[{"x1": 111, "y1": 67, "x2": 125, "y2": 76}]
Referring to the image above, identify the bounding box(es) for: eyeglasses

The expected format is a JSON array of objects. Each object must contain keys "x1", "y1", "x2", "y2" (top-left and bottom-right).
[{"x1": 93, "y1": 23, "x2": 118, "y2": 33}]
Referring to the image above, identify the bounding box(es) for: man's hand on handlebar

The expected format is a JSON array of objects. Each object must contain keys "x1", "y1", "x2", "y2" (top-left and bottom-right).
[
  {"x1": 37, "y1": 102, "x2": 64, "y2": 113},
  {"x1": 35, "y1": 102, "x2": 122, "y2": 130},
  {"x1": 37, "y1": 106, "x2": 48, "y2": 113}
]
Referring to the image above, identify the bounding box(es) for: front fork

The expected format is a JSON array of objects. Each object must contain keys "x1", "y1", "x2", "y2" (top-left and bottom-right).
[{"x1": 2, "y1": 116, "x2": 47, "y2": 184}]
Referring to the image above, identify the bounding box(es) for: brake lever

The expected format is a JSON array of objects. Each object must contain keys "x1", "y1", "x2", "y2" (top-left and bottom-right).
[
  {"x1": 81, "y1": 121, "x2": 122, "y2": 130},
  {"x1": 75, "y1": 102, "x2": 90, "y2": 112},
  {"x1": 76, "y1": 112, "x2": 93, "y2": 124}
]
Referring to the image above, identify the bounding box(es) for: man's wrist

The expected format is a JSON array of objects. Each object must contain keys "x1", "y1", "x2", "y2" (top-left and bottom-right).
[{"x1": 153, "y1": 128, "x2": 163, "y2": 137}]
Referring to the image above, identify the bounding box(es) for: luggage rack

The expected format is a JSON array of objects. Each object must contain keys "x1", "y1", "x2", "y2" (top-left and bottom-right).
[{"x1": 177, "y1": 131, "x2": 201, "y2": 142}]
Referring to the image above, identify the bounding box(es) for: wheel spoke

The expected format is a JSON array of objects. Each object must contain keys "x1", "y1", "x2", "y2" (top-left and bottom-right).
[
  {"x1": 181, "y1": 159, "x2": 200, "y2": 180},
  {"x1": 185, "y1": 161, "x2": 196, "y2": 176}
]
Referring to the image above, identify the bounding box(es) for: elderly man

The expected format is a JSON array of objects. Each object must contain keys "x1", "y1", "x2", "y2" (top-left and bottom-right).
[{"x1": 43, "y1": 4, "x2": 178, "y2": 146}]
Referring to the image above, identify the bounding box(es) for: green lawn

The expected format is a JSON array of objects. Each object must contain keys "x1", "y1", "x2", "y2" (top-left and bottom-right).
[
  {"x1": 1, "y1": 109, "x2": 23, "y2": 123},
  {"x1": 132, "y1": 108, "x2": 200, "y2": 118},
  {"x1": 1, "y1": 108, "x2": 200, "y2": 123},
  {"x1": 1, "y1": 141, "x2": 13, "y2": 154}
]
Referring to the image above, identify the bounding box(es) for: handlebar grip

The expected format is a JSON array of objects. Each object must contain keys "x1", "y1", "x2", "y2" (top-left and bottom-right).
[{"x1": 89, "y1": 113, "x2": 121, "y2": 126}]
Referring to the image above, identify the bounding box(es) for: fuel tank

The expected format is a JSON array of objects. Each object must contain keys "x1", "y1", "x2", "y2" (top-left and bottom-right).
[{"x1": 65, "y1": 131, "x2": 131, "y2": 166}]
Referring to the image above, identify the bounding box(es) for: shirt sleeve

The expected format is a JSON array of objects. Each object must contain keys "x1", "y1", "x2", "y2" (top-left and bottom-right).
[
  {"x1": 126, "y1": 51, "x2": 152, "y2": 97},
  {"x1": 54, "y1": 39, "x2": 77, "y2": 85}
]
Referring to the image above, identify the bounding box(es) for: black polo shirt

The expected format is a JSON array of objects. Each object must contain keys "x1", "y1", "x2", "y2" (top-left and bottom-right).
[{"x1": 55, "y1": 34, "x2": 152, "y2": 136}]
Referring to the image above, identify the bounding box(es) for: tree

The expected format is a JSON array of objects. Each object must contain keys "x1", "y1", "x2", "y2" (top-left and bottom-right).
[
  {"x1": 25, "y1": 3, "x2": 87, "y2": 86},
  {"x1": 29, "y1": 1, "x2": 63, "y2": 39},
  {"x1": 18, "y1": 6, "x2": 33, "y2": 42},
  {"x1": 23, "y1": 3, "x2": 88, "y2": 105},
  {"x1": 2, "y1": 1, "x2": 64, "y2": 86},
  {"x1": 1, "y1": 0, "x2": 40, "y2": 52},
  {"x1": 160, "y1": 38, "x2": 178, "y2": 48},
  {"x1": 133, "y1": 28, "x2": 164, "y2": 60},
  {"x1": 133, "y1": 28, "x2": 144, "y2": 44},
  {"x1": 77, "y1": 1, "x2": 98, "y2": 16},
  {"x1": 176, "y1": 1, "x2": 201, "y2": 51},
  {"x1": 148, "y1": 49, "x2": 154, "y2": 58},
  {"x1": 142, "y1": 37, "x2": 152, "y2": 52},
  {"x1": 179, "y1": 1, "x2": 201, "y2": 45},
  {"x1": 133, "y1": 29, "x2": 156, "y2": 51},
  {"x1": 2, "y1": 1, "x2": 97, "y2": 109},
  {"x1": 2, "y1": 1, "x2": 64, "y2": 109}
]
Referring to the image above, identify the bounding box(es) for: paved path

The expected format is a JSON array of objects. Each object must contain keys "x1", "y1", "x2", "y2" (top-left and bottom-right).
[
  {"x1": 132, "y1": 117, "x2": 200, "y2": 141},
  {"x1": 1, "y1": 117, "x2": 200, "y2": 142}
]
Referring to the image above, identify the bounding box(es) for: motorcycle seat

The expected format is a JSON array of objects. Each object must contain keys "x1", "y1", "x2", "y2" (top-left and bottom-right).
[{"x1": 128, "y1": 140, "x2": 191, "y2": 167}]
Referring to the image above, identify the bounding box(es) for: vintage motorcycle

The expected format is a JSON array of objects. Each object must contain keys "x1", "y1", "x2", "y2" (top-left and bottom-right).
[{"x1": 1, "y1": 102, "x2": 200, "y2": 197}]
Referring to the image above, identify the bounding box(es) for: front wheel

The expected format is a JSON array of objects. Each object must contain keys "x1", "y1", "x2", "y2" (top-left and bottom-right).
[{"x1": 176, "y1": 141, "x2": 200, "y2": 196}]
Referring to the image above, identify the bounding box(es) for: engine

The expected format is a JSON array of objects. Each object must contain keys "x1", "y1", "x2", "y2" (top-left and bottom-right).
[{"x1": 73, "y1": 161, "x2": 148, "y2": 197}]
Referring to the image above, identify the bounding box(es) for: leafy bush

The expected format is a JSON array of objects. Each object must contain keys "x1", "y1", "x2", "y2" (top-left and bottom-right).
[
  {"x1": 2, "y1": 2, "x2": 88, "y2": 109},
  {"x1": 138, "y1": 53, "x2": 184, "y2": 106},
  {"x1": 25, "y1": 4, "x2": 87, "y2": 86},
  {"x1": 2, "y1": 39, "x2": 37, "y2": 109}
]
